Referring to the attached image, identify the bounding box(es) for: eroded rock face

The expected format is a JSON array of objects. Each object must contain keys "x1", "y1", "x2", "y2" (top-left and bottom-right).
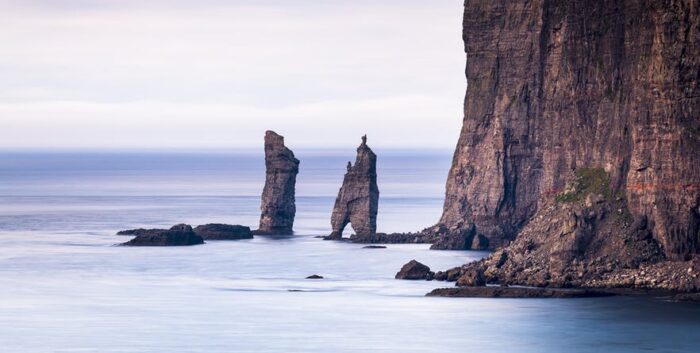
[
  {"x1": 454, "y1": 192, "x2": 700, "y2": 291},
  {"x1": 193, "y1": 224, "x2": 253, "y2": 240},
  {"x1": 120, "y1": 224, "x2": 204, "y2": 246},
  {"x1": 327, "y1": 135, "x2": 379, "y2": 239},
  {"x1": 432, "y1": 0, "x2": 700, "y2": 257},
  {"x1": 255, "y1": 131, "x2": 300, "y2": 235}
]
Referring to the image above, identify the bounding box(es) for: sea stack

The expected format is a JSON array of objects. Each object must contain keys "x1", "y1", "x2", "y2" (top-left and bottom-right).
[
  {"x1": 255, "y1": 131, "x2": 300, "y2": 235},
  {"x1": 327, "y1": 135, "x2": 379, "y2": 239}
]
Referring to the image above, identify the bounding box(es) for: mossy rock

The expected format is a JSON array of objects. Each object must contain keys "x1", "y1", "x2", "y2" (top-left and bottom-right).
[{"x1": 555, "y1": 168, "x2": 612, "y2": 203}]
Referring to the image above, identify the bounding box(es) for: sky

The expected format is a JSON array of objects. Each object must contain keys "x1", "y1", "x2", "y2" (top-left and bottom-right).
[{"x1": 0, "y1": 0, "x2": 466, "y2": 150}]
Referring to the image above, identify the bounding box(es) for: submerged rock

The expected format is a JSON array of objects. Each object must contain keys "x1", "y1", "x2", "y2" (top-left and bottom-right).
[
  {"x1": 395, "y1": 260, "x2": 432, "y2": 280},
  {"x1": 327, "y1": 135, "x2": 379, "y2": 239},
  {"x1": 306, "y1": 274, "x2": 324, "y2": 279},
  {"x1": 193, "y1": 224, "x2": 253, "y2": 240},
  {"x1": 120, "y1": 224, "x2": 204, "y2": 246},
  {"x1": 255, "y1": 131, "x2": 300, "y2": 235},
  {"x1": 363, "y1": 245, "x2": 387, "y2": 249}
]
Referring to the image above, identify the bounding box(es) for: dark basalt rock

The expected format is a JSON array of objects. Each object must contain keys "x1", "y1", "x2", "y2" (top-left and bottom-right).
[
  {"x1": 426, "y1": 0, "x2": 700, "y2": 259},
  {"x1": 351, "y1": 232, "x2": 434, "y2": 244},
  {"x1": 363, "y1": 245, "x2": 387, "y2": 249},
  {"x1": 117, "y1": 228, "x2": 163, "y2": 236},
  {"x1": 193, "y1": 224, "x2": 253, "y2": 240},
  {"x1": 426, "y1": 287, "x2": 616, "y2": 299},
  {"x1": 395, "y1": 260, "x2": 432, "y2": 280},
  {"x1": 456, "y1": 267, "x2": 486, "y2": 287},
  {"x1": 306, "y1": 274, "x2": 324, "y2": 279},
  {"x1": 255, "y1": 131, "x2": 299, "y2": 235},
  {"x1": 120, "y1": 224, "x2": 204, "y2": 246},
  {"x1": 326, "y1": 135, "x2": 379, "y2": 240}
]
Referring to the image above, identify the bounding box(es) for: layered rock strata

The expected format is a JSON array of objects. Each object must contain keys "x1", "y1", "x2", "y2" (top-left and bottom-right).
[
  {"x1": 428, "y1": 0, "x2": 699, "y2": 260},
  {"x1": 327, "y1": 135, "x2": 379, "y2": 239},
  {"x1": 255, "y1": 131, "x2": 300, "y2": 235}
]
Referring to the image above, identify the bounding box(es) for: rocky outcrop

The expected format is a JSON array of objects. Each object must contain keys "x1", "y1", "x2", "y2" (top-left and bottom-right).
[
  {"x1": 120, "y1": 224, "x2": 204, "y2": 246},
  {"x1": 193, "y1": 224, "x2": 253, "y2": 240},
  {"x1": 395, "y1": 260, "x2": 432, "y2": 280},
  {"x1": 117, "y1": 228, "x2": 163, "y2": 237},
  {"x1": 429, "y1": 0, "x2": 700, "y2": 259},
  {"x1": 327, "y1": 135, "x2": 379, "y2": 239},
  {"x1": 452, "y1": 172, "x2": 700, "y2": 292},
  {"x1": 426, "y1": 287, "x2": 615, "y2": 298},
  {"x1": 255, "y1": 131, "x2": 300, "y2": 235},
  {"x1": 351, "y1": 232, "x2": 434, "y2": 244}
]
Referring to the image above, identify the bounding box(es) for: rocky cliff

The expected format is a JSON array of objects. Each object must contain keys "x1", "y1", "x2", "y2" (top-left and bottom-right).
[
  {"x1": 255, "y1": 131, "x2": 300, "y2": 235},
  {"x1": 327, "y1": 135, "x2": 379, "y2": 239},
  {"x1": 432, "y1": 0, "x2": 699, "y2": 260}
]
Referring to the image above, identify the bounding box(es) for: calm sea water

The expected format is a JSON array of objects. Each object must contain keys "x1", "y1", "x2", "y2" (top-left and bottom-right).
[{"x1": 1, "y1": 151, "x2": 699, "y2": 353}]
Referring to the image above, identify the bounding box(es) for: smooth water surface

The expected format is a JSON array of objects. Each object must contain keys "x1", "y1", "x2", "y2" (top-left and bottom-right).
[{"x1": 1, "y1": 151, "x2": 699, "y2": 353}]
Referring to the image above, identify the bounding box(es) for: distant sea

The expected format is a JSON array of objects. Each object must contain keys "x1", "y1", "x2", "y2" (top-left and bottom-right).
[{"x1": 1, "y1": 150, "x2": 699, "y2": 353}]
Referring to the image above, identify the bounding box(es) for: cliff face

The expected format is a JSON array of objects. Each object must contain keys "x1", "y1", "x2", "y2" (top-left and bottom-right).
[
  {"x1": 436, "y1": 0, "x2": 699, "y2": 259},
  {"x1": 256, "y1": 131, "x2": 300, "y2": 235},
  {"x1": 328, "y1": 136, "x2": 379, "y2": 239}
]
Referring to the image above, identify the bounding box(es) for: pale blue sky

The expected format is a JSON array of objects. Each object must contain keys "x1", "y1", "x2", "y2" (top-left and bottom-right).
[{"x1": 0, "y1": 0, "x2": 465, "y2": 150}]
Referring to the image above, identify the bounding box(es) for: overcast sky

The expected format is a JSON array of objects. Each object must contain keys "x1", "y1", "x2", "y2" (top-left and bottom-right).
[{"x1": 0, "y1": 0, "x2": 465, "y2": 150}]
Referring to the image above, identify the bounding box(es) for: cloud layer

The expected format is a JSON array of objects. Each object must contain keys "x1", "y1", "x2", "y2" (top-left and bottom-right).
[{"x1": 0, "y1": 0, "x2": 465, "y2": 149}]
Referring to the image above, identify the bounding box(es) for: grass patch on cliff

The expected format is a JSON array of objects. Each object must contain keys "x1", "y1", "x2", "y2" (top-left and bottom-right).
[{"x1": 555, "y1": 167, "x2": 612, "y2": 203}]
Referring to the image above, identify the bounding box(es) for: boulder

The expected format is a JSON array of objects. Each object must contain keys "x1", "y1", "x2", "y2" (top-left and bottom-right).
[
  {"x1": 194, "y1": 224, "x2": 253, "y2": 240},
  {"x1": 395, "y1": 260, "x2": 431, "y2": 280},
  {"x1": 120, "y1": 224, "x2": 204, "y2": 246},
  {"x1": 456, "y1": 267, "x2": 486, "y2": 287}
]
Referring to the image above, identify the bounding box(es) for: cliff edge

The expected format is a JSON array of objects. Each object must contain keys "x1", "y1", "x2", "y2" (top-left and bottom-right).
[{"x1": 430, "y1": 0, "x2": 699, "y2": 263}]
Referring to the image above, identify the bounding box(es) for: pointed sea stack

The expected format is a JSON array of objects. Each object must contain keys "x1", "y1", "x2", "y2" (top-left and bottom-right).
[
  {"x1": 327, "y1": 135, "x2": 379, "y2": 239},
  {"x1": 254, "y1": 131, "x2": 300, "y2": 235}
]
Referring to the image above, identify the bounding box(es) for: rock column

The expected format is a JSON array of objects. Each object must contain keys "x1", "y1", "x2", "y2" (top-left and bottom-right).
[
  {"x1": 255, "y1": 131, "x2": 299, "y2": 235},
  {"x1": 328, "y1": 135, "x2": 379, "y2": 239}
]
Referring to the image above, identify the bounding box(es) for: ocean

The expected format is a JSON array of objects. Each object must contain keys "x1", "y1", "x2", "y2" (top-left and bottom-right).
[{"x1": 1, "y1": 150, "x2": 699, "y2": 353}]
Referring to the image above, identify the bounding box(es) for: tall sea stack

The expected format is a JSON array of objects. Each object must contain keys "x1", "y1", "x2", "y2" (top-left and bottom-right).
[
  {"x1": 255, "y1": 131, "x2": 300, "y2": 235},
  {"x1": 428, "y1": 0, "x2": 700, "y2": 258},
  {"x1": 328, "y1": 135, "x2": 379, "y2": 239}
]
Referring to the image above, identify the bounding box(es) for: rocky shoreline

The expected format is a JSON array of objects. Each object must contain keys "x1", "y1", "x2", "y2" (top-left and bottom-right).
[{"x1": 426, "y1": 286, "x2": 615, "y2": 299}]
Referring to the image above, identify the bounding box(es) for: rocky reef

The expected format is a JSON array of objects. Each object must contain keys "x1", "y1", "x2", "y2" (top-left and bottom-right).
[
  {"x1": 193, "y1": 224, "x2": 253, "y2": 240},
  {"x1": 120, "y1": 224, "x2": 204, "y2": 246},
  {"x1": 326, "y1": 135, "x2": 379, "y2": 239},
  {"x1": 426, "y1": 287, "x2": 615, "y2": 299},
  {"x1": 428, "y1": 0, "x2": 699, "y2": 256},
  {"x1": 255, "y1": 131, "x2": 300, "y2": 235}
]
